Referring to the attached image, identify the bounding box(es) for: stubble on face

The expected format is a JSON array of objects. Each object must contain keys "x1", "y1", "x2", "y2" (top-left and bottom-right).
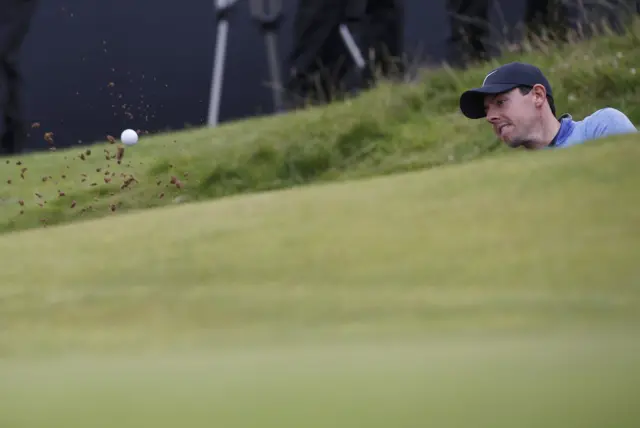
[{"x1": 485, "y1": 89, "x2": 540, "y2": 149}]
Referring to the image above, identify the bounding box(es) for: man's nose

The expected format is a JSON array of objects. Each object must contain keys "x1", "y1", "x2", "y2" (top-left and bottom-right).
[{"x1": 485, "y1": 107, "x2": 499, "y2": 123}]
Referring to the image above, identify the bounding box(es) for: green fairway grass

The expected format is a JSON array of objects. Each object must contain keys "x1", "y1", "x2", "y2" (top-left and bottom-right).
[
  {"x1": 1, "y1": 137, "x2": 639, "y2": 427},
  {"x1": 1, "y1": 334, "x2": 639, "y2": 428}
]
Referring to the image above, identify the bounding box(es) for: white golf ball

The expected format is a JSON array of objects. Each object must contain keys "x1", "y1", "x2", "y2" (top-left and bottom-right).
[{"x1": 121, "y1": 129, "x2": 139, "y2": 145}]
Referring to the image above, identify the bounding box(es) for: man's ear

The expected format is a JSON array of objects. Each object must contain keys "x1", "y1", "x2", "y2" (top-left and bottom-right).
[{"x1": 531, "y1": 84, "x2": 548, "y2": 109}]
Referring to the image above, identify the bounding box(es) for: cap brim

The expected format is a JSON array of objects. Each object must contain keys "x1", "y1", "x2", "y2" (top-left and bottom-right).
[{"x1": 459, "y1": 84, "x2": 519, "y2": 119}]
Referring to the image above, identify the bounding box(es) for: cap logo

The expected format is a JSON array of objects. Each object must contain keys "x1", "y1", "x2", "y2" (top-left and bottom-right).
[{"x1": 482, "y1": 70, "x2": 498, "y2": 86}]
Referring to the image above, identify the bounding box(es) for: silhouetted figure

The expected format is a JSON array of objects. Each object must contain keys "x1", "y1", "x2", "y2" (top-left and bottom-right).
[
  {"x1": 523, "y1": 0, "x2": 569, "y2": 41},
  {"x1": 284, "y1": 0, "x2": 367, "y2": 108},
  {"x1": 361, "y1": 0, "x2": 405, "y2": 84},
  {"x1": 522, "y1": 0, "x2": 635, "y2": 44},
  {"x1": 445, "y1": 0, "x2": 491, "y2": 68},
  {"x1": 0, "y1": 0, "x2": 38, "y2": 156},
  {"x1": 444, "y1": 1, "x2": 590, "y2": 67}
]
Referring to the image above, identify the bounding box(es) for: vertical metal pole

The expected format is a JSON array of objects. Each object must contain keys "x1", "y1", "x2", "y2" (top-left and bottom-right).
[
  {"x1": 264, "y1": 32, "x2": 284, "y2": 112},
  {"x1": 249, "y1": 0, "x2": 285, "y2": 113},
  {"x1": 207, "y1": 19, "x2": 229, "y2": 127},
  {"x1": 207, "y1": 0, "x2": 237, "y2": 127}
]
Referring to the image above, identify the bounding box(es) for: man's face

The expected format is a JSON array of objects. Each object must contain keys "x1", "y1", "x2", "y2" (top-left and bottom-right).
[{"x1": 484, "y1": 87, "x2": 539, "y2": 148}]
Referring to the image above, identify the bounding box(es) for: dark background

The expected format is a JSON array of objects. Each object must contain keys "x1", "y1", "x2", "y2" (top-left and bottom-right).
[{"x1": 11, "y1": 0, "x2": 635, "y2": 151}]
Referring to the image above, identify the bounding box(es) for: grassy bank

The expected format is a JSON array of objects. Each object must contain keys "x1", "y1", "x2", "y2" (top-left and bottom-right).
[{"x1": 0, "y1": 18, "x2": 638, "y2": 234}]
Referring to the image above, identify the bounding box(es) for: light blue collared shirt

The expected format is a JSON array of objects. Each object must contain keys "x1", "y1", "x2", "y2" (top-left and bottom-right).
[{"x1": 552, "y1": 108, "x2": 637, "y2": 148}]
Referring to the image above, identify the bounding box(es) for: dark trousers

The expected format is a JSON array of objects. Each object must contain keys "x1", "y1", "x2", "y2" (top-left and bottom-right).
[
  {"x1": 524, "y1": 1, "x2": 636, "y2": 41},
  {"x1": 285, "y1": 0, "x2": 404, "y2": 107},
  {"x1": 285, "y1": 0, "x2": 362, "y2": 106},
  {"x1": 0, "y1": 0, "x2": 37, "y2": 155},
  {"x1": 524, "y1": 0, "x2": 569, "y2": 40},
  {"x1": 445, "y1": 0, "x2": 576, "y2": 67},
  {"x1": 361, "y1": 0, "x2": 405, "y2": 83},
  {"x1": 445, "y1": 0, "x2": 491, "y2": 67}
]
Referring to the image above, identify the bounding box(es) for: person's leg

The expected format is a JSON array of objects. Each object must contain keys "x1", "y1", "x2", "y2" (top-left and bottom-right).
[
  {"x1": 523, "y1": 0, "x2": 571, "y2": 42},
  {"x1": 2, "y1": 50, "x2": 27, "y2": 155},
  {"x1": 312, "y1": 28, "x2": 354, "y2": 102},
  {"x1": 445, "y1": 0, "x2": 491, "y2": 68},
  {"x1": 603, "y1": 0, "x2": 639, "y2": 32},
  {"x1": 0, "y1": 0, "x2": 38, "y2": 156},
  {"x1": 524, "y1": 0, "x2": 546, "y2": 34},
  {"x1": 362, "y1": 0, "x2": 405, "y2": 83},
  {"x1": 284, "y1": 0, "x2": 344, "y2": 108}
]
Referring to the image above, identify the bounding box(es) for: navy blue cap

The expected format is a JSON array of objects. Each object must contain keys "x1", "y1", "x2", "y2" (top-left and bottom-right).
[{"x1": 459, "y1": 62, "x2": 554, "y2": 119}]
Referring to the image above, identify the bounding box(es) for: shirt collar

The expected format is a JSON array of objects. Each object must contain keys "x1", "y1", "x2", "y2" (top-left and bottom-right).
[{"x1": 548, "y1": 114, "x2": 574, "y2": 147}]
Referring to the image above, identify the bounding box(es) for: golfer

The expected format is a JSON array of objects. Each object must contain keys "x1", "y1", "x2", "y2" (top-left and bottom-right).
[{"x1": 459, "y1": 62, "x2": 637, "y2": 149}]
